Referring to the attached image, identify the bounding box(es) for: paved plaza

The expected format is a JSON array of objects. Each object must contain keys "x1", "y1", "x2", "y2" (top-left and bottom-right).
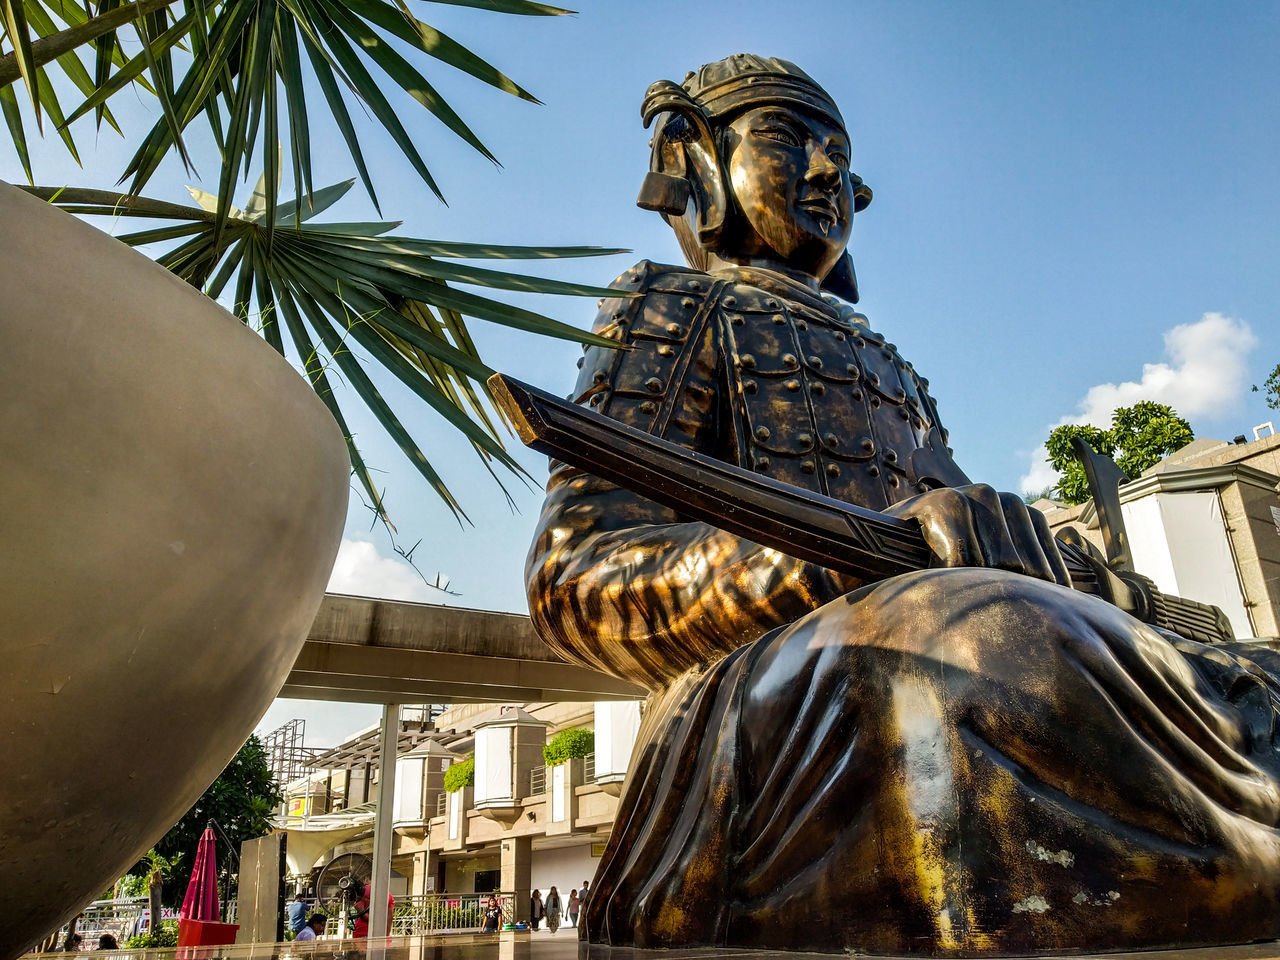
[{"x1": 25, "y1": 934, "x2": 1280, "y2": 960}]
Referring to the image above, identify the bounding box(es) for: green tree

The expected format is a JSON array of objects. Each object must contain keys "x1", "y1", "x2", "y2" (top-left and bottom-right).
[
  {"x1": 1, "y1": 1, "x2": 621, "y2": 520},
  {"x1": 1254, "y1": 363, "x2": 1280, "y2": 410},
  {"x1": 1044, "y1": 402, "x2": 1194, "y2": 505},
  {"x1": 141, "y1": 848, "x2": 182, "y2": 931},
  {"x1": 129, "y1": 734, "x2": 282, "y2": 906}
]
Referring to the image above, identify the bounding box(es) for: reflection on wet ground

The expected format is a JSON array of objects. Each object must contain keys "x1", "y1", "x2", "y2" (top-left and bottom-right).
[{"x1": 28, "y1": 933, "x2": 1280, "y2": 960}]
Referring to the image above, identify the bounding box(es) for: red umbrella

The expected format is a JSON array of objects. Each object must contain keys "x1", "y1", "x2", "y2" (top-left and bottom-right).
[{"x1": 179, "y1": 826, "x2": 220, "y2": 922}]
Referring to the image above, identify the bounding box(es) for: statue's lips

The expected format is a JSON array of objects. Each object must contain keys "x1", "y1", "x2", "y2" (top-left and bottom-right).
[{"x1": 797, "y1": 197, "x2": 840, "y2": 226}]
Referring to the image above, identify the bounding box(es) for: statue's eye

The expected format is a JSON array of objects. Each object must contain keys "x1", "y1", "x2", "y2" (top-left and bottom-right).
[
  {"x1": 829, "y1": 150, "x2": 850, "y2": 169},
  {"x1": 756, "y1": 126, "x2": 801, "y2": 147}
]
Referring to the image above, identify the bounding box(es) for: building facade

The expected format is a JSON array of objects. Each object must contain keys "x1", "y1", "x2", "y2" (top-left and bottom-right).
[
  {"x1": 1033, "y1": 425, "x2": 1280, "y2": 639},
  {"x1": 278, "y1": 698, "x2": 642, "y2": 922}
]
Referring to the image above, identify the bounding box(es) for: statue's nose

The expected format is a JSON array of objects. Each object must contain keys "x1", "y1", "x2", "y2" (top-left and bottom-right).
[{"x1": 804, "y1": 147, "x2": 840, "y2": 188}]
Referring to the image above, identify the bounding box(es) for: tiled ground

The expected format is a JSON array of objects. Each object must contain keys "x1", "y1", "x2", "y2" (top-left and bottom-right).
[{"x1": 33, "y1": 933, "x2": 1280, "y2": 960}]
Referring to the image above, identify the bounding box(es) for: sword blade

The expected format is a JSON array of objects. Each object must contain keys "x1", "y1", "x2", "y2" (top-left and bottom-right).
[{"x1": 489, "y1": 373, "x2": 931, "y2": 582}]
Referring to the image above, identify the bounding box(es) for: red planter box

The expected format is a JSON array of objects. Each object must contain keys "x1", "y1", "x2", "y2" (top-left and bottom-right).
[{"x1": 176, "y1": 918, "x2": 240, "y2": 946}]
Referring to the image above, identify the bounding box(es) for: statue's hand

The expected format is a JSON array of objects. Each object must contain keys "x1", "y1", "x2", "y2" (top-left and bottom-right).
[{"x1": 883, "y1": 483, "x2": 1070, "y2": 586}]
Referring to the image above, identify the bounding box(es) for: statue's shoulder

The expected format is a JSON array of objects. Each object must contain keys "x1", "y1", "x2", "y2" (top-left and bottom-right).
[
  {"x1": 603, "y1": 259, "x2": 709, "y2": 293},
  {"x1": 585, "y1": 259, "x2": 717, "y2": 350},
  {"x1": 567, "y1": 261, "x2": 718, "y2": 434}
]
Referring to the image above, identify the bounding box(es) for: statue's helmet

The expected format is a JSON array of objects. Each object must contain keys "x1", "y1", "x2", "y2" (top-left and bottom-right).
[{"x1": 637, "y1": 53, "x2": 871, "y2": 300}]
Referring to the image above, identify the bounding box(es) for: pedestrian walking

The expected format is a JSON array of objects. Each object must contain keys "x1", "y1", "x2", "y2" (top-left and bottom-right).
[
  {"x1": 568, "y1": 888, "x2": 580, "y2": 927},
  {"x1": 530, "y1": 889, "x2": 544, "y2": 931},
  {"x1": 545, "y1": 887, "x2": 562, "y2": 933}
]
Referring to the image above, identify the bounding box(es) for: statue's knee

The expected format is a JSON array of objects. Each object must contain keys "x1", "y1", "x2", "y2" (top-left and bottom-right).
[{"x1": 782, "y1": 567, "x2": 1077, "y2": 661}]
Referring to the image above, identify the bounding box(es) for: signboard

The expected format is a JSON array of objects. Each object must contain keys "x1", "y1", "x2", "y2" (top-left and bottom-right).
[
  {"x1": 591, "y1": 843, "x2": 607, "y2": 857},
  {"x1": 287, "y1": 796, "x2": 309, "y2": 818}
]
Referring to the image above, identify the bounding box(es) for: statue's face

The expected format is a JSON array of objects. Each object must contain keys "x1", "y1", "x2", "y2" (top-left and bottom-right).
[{"x1": 721, "y1": 105, "x2": 854, "y2": 280}]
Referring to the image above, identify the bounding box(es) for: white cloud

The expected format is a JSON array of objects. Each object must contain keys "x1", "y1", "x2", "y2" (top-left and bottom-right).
[
  {"x1": 326, "y1": 537, "x2": 443, "y2": 603},
  {"x1": 1019, "y1": 313, "x2": 1257, "y2": 493}
]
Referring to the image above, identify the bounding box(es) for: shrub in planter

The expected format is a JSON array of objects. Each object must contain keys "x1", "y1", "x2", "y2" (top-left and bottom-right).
[
  {"x1": 126, "y1": 923, "x2": 179, "y2": 948},
  {"x1": 543, "y1": 728, "x2": 594, "y2": 767},
  {"x1": 443, "y1": 756, "x2": 475, "y2": 793}
]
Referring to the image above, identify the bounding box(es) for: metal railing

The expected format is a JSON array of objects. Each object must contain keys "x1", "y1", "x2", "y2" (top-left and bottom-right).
[
  {"x1": 57, "y1": 898, "x2": 146, "y2": 947},
  {"x1": 322, "y1": 892, "x2": 514, "y2": 938},
  {"x1": 536, "y1": 754, "x2": 596, "y2": 791}
]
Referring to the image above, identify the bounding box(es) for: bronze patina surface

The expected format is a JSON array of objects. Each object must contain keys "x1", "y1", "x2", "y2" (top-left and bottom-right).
[{"x1": 524, "y1": 54, "x2": 1280, "y2": 955}]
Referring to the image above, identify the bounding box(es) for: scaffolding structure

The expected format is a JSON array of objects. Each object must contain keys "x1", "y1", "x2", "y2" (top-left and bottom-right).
[{"x1": 261, "y1": 717, "x2": 319, "y2": 786}]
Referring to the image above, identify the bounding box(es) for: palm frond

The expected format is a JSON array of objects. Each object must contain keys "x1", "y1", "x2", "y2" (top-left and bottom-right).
[{"x1": 21, "y1": 179, "x2": 628, "y2": 520}]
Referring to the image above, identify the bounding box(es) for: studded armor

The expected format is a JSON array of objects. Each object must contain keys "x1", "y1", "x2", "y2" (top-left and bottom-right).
[{"x1": 567, "y1": 260, "x2": 968, "y2": 511}]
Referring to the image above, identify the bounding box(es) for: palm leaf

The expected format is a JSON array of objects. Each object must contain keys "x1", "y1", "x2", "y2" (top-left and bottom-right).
[
  {"x1": 277, "y1": 245, "x2": 520, "y2": 467},
  {"x1": 0, "y1": 81, "x2": 31, "y2": 180},
  {"x1": 271, "y1": 176, "x2": 354, "y2": 226},
  {"x1": 22, "y1": 178, "x2": 627, "y2": 517},
  {"x1": 1, "y1": 0, "x2": 41, "y2": 126},
  {"x1": 423, "y1": 0, "x2": 570, "y2": 14},
  {"x1": 10, "y1": 0, "x2": 573, "y2": 259},
  {"x1": 132, "y1": 3, "x2": 193, "y2": 171},
  {"x1": 273, "y1": 17, "x2": 311, "y2": 218},
  {"x1": 274, "y1": 282, "x2": 392, "y2": 524},
  {"x1": 60, "y1": 8, "x2": 194, "y2": 130},
  {"x1": 299, "y1": 25, "x2": 378, "y2": 211},
  {"x1": 20, "y1": 0, "x2": 120, "y2": 132},
  {"x1": 360, "y1": 0, "x2": 537, "y2": 102},
  {"x1": 302, "y1": 2, "x2": 444, "y2": 202},
  {"x1": 288, "y1": 279, "x2": 470, "y2": 519},
  {"x1": 315, "y1": 0, "x2": 494, "y2": 163}
]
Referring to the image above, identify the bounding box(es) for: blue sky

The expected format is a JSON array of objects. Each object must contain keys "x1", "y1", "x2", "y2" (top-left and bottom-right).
[{"x1": 8, "y1": 1, "x2": 1278, "y2": 743}]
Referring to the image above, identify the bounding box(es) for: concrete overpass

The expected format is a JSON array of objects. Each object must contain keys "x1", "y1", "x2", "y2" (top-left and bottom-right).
[
  {"x1": 265, "y1": 595, "x2": 644, "y2": 939},
  {"x1": 281, "y1": 593, "x2": 644, "y2": 705}
]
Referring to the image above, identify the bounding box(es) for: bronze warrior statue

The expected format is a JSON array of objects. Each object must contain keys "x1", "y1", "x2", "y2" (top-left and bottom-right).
[{"x1": 525, "y1": 54, "x2": 1280, "y2": 955}]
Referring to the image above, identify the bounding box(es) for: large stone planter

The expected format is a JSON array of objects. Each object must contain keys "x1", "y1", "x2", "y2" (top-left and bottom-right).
[{"x1": 0, "y1": 181, "x2": 349, "y2": 956}]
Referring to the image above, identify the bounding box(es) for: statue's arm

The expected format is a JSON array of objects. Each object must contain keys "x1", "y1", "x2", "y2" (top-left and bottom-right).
[{"x1": 526, "y1": 468, "x2": 854, "y2": 690}]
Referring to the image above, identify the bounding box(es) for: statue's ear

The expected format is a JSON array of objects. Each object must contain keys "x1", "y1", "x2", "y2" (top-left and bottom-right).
[
  {"x1": 822, "y1": 252, "x2": 860, "y2": 304},
  {"x1": 637, "y1": 128, "x2": 690, "y2": 217},
  {"x1": 637, "y1": 81, "x2": 727, "y2": 246}
]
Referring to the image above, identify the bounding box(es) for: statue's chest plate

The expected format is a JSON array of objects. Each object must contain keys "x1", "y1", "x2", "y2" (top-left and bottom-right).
[{"x1": 720, "y1": 289, "x2": 937, "y2": 510}]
